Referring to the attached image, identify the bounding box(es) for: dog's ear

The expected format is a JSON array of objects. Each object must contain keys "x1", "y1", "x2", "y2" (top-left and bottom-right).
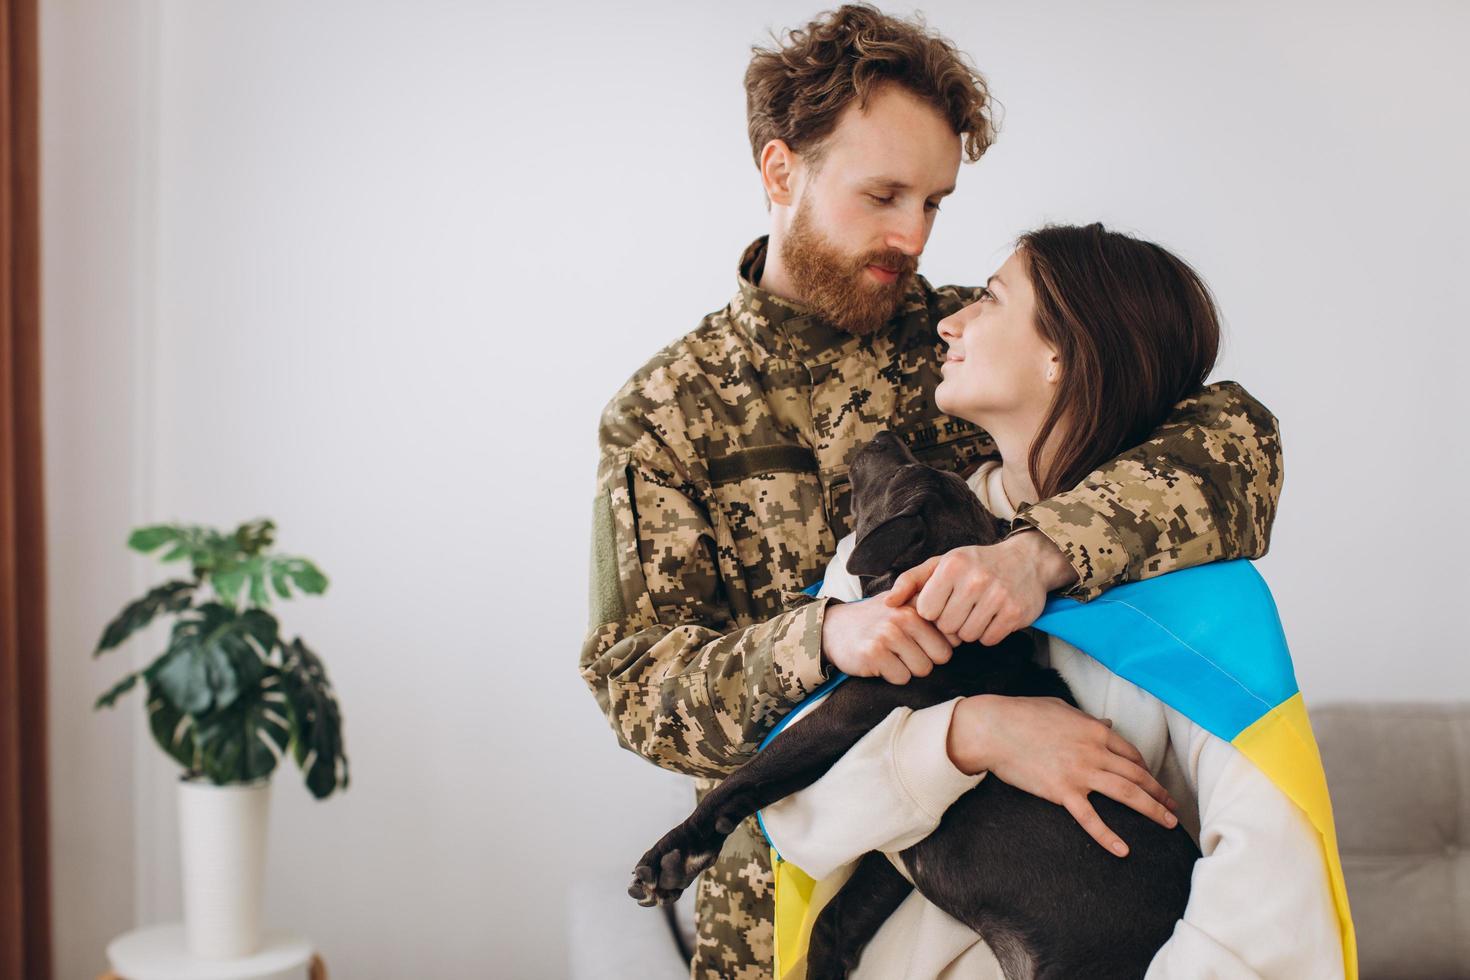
[{"x1": 847, "y1": 508, "x2": 924, "y2": 577}]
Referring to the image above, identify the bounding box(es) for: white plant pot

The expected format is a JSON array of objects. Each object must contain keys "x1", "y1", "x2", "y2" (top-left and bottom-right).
[{"x1": 177, "y1": 774, "x2": 272, "y2": 959}]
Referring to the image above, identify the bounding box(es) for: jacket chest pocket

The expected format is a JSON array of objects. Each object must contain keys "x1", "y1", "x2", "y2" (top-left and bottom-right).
[{"x1": 707, "y1": 448, "x2": 835, "y2": 611}]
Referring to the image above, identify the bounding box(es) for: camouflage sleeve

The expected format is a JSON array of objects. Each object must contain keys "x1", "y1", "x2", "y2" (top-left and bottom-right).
[
  {"x1": 1010, "y1": 380, "x2": 1283, "y2": 602},
  {"x1": 578, "y1": 447, "x2": 836, "y2": 779}
]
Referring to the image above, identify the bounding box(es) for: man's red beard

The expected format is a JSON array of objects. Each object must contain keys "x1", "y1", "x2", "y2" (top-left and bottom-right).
[{"x1": 778, "y1": 196, "x2": 919, "y2": 336}]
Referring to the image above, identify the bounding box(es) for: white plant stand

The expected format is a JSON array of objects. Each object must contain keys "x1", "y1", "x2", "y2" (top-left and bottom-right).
[{"x1": 100, "y1": 923, "x2": 325, "y2": 980}]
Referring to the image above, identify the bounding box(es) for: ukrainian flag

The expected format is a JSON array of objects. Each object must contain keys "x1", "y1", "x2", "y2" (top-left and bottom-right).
[{"x1": 760, "y1": 559, "x2": 1357, "y2": 979}]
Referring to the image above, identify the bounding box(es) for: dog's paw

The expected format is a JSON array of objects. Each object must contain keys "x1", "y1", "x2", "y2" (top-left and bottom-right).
[
  {"x1": 627, "y1": 823, "x2": 720, "y2": 906},
  {"x1": 625, "y1": 867, "x2": 684, "y2": 908}
]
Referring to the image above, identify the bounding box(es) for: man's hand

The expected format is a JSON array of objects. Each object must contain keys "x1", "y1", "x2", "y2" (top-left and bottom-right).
[
  {"x1": 946, "y1": 694, "x2": 1180, "y2": 857},
  {"x1": 885, "y1": 530, "x2": 1078, "y2": 646},
  {"x1": 820, "y1": 592, "x2": 958, "y2": 685}
]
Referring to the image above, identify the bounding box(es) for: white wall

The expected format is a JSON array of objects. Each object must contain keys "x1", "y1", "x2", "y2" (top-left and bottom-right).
[{"x1": 44, "y1": 1, "x2": 1468, "y2": 977}]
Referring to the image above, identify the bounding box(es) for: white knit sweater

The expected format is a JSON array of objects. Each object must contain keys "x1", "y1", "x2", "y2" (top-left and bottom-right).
[{"x1": 759, "y1": 460, "x2": 1343, "y2": 979}]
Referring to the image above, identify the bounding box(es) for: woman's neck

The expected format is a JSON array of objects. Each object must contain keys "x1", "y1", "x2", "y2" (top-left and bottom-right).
[{"x1": 978, "y1": 412, "x2": 1056, "y2": 511}]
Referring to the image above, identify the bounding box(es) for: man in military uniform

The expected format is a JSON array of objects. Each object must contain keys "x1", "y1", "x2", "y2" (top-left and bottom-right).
[{"x1": 580, "y1": 5, "x2": 1283, "y2": 978}]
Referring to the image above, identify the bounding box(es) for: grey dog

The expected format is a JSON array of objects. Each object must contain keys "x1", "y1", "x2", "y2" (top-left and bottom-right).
[{"x1": 628, "y1": 430, "x2": 1201, "y2": 980}]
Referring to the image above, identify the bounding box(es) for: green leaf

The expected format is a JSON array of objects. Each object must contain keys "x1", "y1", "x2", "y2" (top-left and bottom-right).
[
  {"x1": 279, "y1": 637, "x2": 349, "y2": 799},
  {"x1": 155, "y1": 637, "x2": 235, "y2": 715},
  {"x1": 233, "y1": 519, "x2": 277, "y2": 557},
  {"x1": 246, "y1": 556, "x2": 271, "y2": 608},
  {"x1": 238, "y1": 608, "x2": 280, "y2": 656},
  {"x1": 191, "y1": 680, "x2": 290, "y2": 784},
  {"x1": 94, "y1": 671, "x2": 140, "y2": 709},
  {"x1": 128, "y1": 525, "x2": 180, "y2": 554},
  {"x1": 269, "y1": 561, "x2": 293, "y2": 600},
  {"x1": 154, "y1": 603, "x2": 267, "y2": 714},
  {"x1": 162, "y1": 542, "x2": 194, "y2": 562},
  {"x1": 146, "y1": 677, "x2": 198, "y2": 771},
  {"x1": 286, "y1": 559, "x2": 329, "y2": 596},
  {"x1": 95, "y1": 579, "x2": 196, "y2": 655},
  {"x1": 212, "y1": 566, "x2": 247, "y2": 607}
]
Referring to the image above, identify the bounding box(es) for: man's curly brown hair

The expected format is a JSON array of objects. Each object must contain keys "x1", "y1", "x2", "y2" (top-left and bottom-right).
[{"x1": 744, "y1": 3, "x2": 998, "y2": 173}]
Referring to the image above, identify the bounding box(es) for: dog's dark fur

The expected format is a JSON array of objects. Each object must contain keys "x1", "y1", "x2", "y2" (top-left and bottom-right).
[{"x1": 628, "y1": 430, "x2": 1201, "y2": 980}]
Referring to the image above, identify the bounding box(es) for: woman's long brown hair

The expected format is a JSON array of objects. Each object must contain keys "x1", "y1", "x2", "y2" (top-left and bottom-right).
[{"x1": 1018, "y1": 223, "x2": 1221, "y2": 501}]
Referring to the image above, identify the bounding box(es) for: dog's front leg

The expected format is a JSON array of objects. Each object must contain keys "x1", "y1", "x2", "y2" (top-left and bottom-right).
[{"x1": 629, "y1": 676, "x2": 935, "y2": 906}]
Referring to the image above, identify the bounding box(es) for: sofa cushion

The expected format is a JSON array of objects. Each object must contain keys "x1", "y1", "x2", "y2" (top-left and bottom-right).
[{"x1": 1310, "y1": 701, "x2": 1470, "y2": 979}]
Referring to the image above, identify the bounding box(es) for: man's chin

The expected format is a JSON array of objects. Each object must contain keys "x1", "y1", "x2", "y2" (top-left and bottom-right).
[
  {"x1": 784, "y1": 247, "x2": 914, "y2": 334},
  {"x1": 844, "y1": 276, "x2": 904, "y2": 324}
]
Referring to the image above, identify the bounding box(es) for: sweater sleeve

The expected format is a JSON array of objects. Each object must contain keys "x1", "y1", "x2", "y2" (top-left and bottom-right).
[
  {"x1": 1144, "y1": 710, "x2": 1344, "y2": 979},
  {"x1": 816, "y1": 533, "x2": 864, "y2": 603},
  {"x1": 759, "y1": 697, "x2": 984, "y2": 880}
]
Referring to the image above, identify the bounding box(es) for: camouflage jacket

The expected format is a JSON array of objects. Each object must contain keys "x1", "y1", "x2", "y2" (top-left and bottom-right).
[{"x1": 579, "y1": 236, "x2": 1283, "y2": 980}]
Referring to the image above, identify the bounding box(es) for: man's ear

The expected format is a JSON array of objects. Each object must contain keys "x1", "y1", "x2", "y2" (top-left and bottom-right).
[
  {"x1": 847, "y1": 510, "x2": 924, "y2": 577},
  {"x1": 759, "y1": 139, "x2": 797, "y2": 207}
]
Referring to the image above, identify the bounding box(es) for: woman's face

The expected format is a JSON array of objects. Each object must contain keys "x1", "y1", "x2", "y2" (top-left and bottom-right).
[{"x1": 934, "y1": 249, "x2": 1059, "y2": 427}]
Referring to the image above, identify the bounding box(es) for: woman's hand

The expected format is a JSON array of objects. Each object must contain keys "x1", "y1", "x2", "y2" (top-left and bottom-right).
[
  {"x1": 820, "y1": 592, "x2": 958, "y2": 685},
  {"x1": 946, "y1": 694, "x2": 1180, "y2": 857},
  {"x1": 886, "y1": 531, "x2": 1077, "y2": 646}
]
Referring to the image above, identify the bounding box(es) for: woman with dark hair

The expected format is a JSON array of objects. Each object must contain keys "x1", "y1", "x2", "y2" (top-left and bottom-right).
[{"x1": 760, "y1": 224, "x2": 1342, "y2": 978}]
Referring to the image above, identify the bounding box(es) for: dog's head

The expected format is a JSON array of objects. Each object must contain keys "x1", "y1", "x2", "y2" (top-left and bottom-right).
[{"x1": 846, "y1": 430, "x2": 1002, "y2": 596}]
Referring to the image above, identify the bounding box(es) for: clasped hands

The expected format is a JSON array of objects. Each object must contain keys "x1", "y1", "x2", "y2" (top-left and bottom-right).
[
  {"x1": 818, "y1": 529, "x2": 1178, "y2": 857},
  {"x1": 820, "y1": 528, "x2": 1075, "y2": 682}
]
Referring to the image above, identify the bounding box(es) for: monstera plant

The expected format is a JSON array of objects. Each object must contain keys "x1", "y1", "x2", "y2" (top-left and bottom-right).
[{"x1": 93, "y1": 518, "x2": 349, "y2": 799}]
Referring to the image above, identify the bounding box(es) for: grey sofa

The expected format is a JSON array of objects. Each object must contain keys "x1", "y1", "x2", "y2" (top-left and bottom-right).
[
  {"x1": 1311, "y1": 702, "x2": 1469, "y2": 978},
  {"x1": 570, "y1": 701, "x2": 1470, "y2": 979}
]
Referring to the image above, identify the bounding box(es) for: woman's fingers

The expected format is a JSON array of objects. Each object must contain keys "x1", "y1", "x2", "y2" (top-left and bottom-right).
[
  {"x1": 1063, "y1": 794, "x2": 1129, "y2": 857},
  {"x1": 1091, "y1": 772, "x2": 1178, "y2": 830},
  {"x1": 1102, "y1": 732, "x2": 1179, "y2": 811},
  {"x1": 1104, "y1": 727, "x2": 1144, "y2": 766},
  {"x1": 960, "y1": 696, "x2": 1180, "y2": 857},
  {"x1": 1100, "y1": 755, "x2": 1173, "y2": 809},
  {"x1": 914, "y1": 570, "x2": 957, "y2": 624},
  {"x1": 886, "y1": 557, "x2": 939, "y2": 607}
]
